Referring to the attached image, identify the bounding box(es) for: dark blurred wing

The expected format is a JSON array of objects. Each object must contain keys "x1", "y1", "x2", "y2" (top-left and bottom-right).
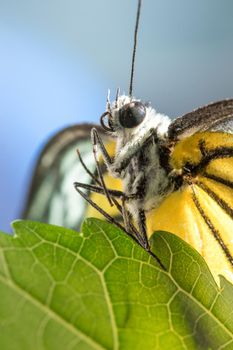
[
  {"x1": 168, "y1": 99, "x2": 233, "y2": 140},
  {"x1": 22, "y1": 124, "x2": 118, "y2": 230}
]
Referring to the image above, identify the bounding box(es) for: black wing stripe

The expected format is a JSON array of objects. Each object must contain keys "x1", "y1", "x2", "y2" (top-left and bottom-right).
[
  {"x1": 203, "y1": 172, "x2": 233, "y2": 190},
  {"x1": 190, "y1": 146, "x2": 233, "y2": 175},
  {"x1": 191, "y1": 189, "x2": 233, "y2": 266},
  {"x1": 196, "y1": 181, "x2": 233, "y2": 220}
]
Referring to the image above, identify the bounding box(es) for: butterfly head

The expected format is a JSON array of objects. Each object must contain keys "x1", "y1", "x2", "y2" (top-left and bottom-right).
[
  {"x1": 100, "y1": 95, "x2": 148, "y2": 132},
  {"x1": 100, "y1": 94, "x2": 170, "y2": 139}
]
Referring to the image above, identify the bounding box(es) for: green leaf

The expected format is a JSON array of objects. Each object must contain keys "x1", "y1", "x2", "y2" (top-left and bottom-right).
[{"x1": 0, "y1": 219, "x2": 233, "y2": 350}]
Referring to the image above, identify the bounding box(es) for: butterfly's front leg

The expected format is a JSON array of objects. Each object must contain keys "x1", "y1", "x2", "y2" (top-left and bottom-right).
[
  {"x1": 91, "y1": 128, "x2": 115, "y2": 204},
  {"x1": 135, "y1": 209, "x2": 150, "y2": 251},
  {"x1": 91, "y1": 128, "x2": 113, "y2": 168},
  {"x1": 91, "y1": 127, "x2": 127, "y2": 178}
]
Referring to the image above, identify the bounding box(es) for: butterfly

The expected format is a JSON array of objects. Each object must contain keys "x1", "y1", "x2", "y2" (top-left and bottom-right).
[
  {"x1": 22, "y1": 96, "x2": 233, "y2": 283},
  {"x1": 22, "y1": 0, "x2": 233, "y2": 284}
]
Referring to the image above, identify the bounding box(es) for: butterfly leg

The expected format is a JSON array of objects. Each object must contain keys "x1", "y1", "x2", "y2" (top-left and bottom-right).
[
  {"x1": 91, "y1": 128, "x2": 113, "y2": 206},
  {"x1": 74, "y1": 185, "x2": 147, "y2": 249},
  {"x1": 121, "y1": 201, "x2": 147, "y2": 247},
  {"x1": 91, "y1": 128, "x2": 113, "y2": 166},
  {"x1": 74, "y1": 181, "x2": 146, "y2": 245},
  {"x1": 74, "y1": 185, "x2": 131, "y2": 235},
  {"x1": 135, "y1": 209, "x2": 165, "y2": 268},
  {"x1": 121, "y1": 196, "x2": 131, "y2": 233},
  {"x1": 76, "y1": 149, "x2": 100, "y2": 185},
  {"x1": 135, "y1": 209, "x2": 150, "y2": 251},
  {"x1": 74, "y1": 183, "x2": 165, "y2": 269},
  {"x1": 74, "y1": 181, "x2": 125, "y2": 198}
]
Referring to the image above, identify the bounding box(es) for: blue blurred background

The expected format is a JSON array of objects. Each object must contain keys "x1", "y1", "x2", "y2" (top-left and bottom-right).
[{"x1": 1, "y1": 0, "x2": 233, "y2": 231}]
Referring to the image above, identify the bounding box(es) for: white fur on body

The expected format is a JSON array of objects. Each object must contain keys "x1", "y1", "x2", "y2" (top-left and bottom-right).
[{"x1": 106, "y1": 95, "x2": 172, "y2": 216}]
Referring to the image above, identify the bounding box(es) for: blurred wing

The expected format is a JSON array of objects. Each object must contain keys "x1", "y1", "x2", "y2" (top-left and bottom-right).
[
  {"x1": 168, "y1": 99, "x2": 233, "y2": 140},
  {"x1": 23, "y1": 124, "x2": 121, "y2": 230},
  {"x1": 147, "y1": 131, "x2": 233, "y2": 283}
]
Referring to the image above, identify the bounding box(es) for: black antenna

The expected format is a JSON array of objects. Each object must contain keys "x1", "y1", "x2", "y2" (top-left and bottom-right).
[{"x1": 129, "y1": 0, "x2": 142, "y2": 97}]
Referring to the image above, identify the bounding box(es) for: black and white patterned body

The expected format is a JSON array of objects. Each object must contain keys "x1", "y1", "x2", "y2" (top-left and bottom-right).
[{"x1": 105, "y1": 95, "x2": 172, "y2": 218}]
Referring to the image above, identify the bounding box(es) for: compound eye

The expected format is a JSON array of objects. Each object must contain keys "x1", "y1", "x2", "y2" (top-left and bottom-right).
[{"x1": 119, "y1": 101, "x2": 146, "y2": 128}]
